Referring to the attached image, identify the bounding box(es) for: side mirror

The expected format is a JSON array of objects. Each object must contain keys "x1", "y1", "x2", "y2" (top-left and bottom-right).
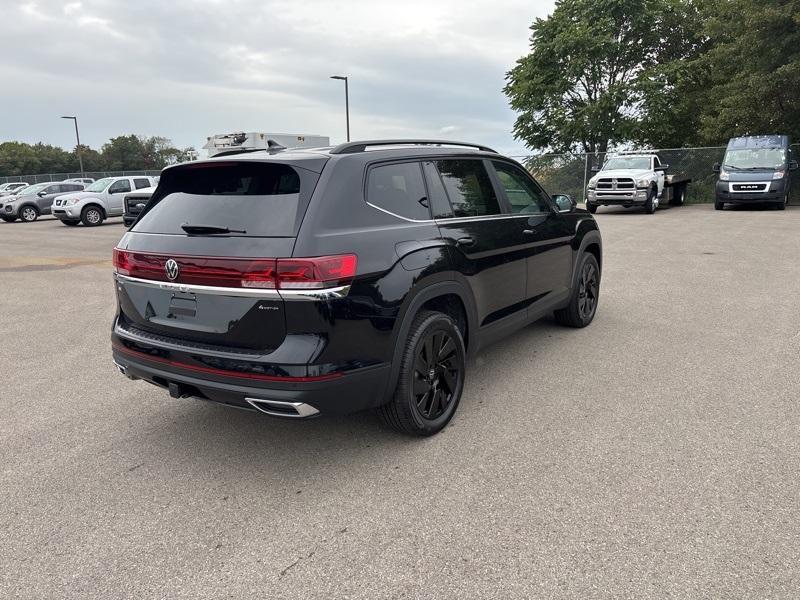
[
  {"x1": 37, "y1": 191, "x2": 47, "y2": 197},
  {"x1": 655, "y1": 164, "x2": 669, "y2": 172},
  {"x1": 712, "y1": 163, "x2": 721, "y2": 173},
  {"x1": 590, "y1": 166, "x2": 600, "y2": 173},
  {"x1": 553, "y1": 194, "x2": 576, "y2": 213},
  {"x1": 790, "y1": 160, "x2": 799, "y2": 171}
]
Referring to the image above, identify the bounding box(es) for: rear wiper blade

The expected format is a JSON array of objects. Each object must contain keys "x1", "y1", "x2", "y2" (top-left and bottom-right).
[{"x1": 181, "y1": 223, "x2": 246, "y2": 235}]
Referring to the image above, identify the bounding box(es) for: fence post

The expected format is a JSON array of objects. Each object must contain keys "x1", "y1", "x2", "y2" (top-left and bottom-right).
[{"x1": 582, "y1": 152, "x2": 589, "y2": 203}]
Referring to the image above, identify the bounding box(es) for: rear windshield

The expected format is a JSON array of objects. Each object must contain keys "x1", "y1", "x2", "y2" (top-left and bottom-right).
[{"x1": 132, "y1": 162, "x2": 318, "y2": 237}]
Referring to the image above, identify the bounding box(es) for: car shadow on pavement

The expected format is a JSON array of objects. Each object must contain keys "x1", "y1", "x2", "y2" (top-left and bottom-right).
[{"x1": 137, "y1": 317, "x2": 564, "y2": 478}]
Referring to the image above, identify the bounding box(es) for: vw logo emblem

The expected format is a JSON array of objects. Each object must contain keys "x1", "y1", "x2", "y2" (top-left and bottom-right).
[{"x1": 165, "y1": 259, "x2": 180, "y2": 281}]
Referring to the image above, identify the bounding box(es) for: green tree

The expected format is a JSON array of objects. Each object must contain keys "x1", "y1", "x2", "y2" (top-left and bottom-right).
[
  {"x1": 694, "y1": 0, "x2": 800, "y2": 142},
  {"x1": 633, "y1": 0, "x2": 711, "y2": 148},
  {"x1": 101, "y1": 135, "x2": 149, "y2": 170},
  {"x1": 0, "y1": 142, "x2": 41, "y2": 177},
  {"x1": 31, "y1": 143, "x2": 78, "y2": 173},
  {"x1": 505, "y1": 0, "x2": 702, "y2": 153}
]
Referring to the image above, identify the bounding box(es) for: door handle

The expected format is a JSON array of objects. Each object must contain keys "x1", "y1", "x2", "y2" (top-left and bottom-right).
[
  {"x1": 456, "y1": 237, "x2": 475, "y2": 247},
  {"x1": 522, "y1": 229, "x2": 536, "y2": 235}
]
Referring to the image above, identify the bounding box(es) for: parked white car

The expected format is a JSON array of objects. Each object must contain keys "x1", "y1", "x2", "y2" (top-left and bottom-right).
[
  {"x1": 52, "y1": 175, "x2": 156, "y2": 226},
  {"x1": 0, "y1": 182, "x2": 30, "y2": 197},
  {"x1": 63, "y1": 177, "x2": 95, "y2": 185}
]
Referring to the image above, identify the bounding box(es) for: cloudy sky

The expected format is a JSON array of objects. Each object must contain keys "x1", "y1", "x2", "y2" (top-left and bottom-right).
[{"x1": 2, "y1": 0, "x2": 555, "y2": 156}]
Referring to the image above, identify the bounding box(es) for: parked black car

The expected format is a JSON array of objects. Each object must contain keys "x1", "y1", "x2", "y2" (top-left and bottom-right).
[
  {"x1": 714, "y1": 135, "x2": 798, "y2": 210},
  {"x1": 111, "y1": 140, "x2": 602, "y2": 435}
]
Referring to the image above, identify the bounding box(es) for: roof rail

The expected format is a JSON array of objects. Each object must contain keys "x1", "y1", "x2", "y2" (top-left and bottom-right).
[{"x1": 329, "y1": 139, "x2": 497, "y2": 155}]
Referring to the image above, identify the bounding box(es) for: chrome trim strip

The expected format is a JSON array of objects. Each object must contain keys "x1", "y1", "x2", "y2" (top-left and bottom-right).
[
  {"x1": 437, "y1": 212, "x2": 551, "y2": 224},
  {"x1": 364, "y1": 203, "x2": 554, "y2": 224},
  {"x1": 245, "y1": 398, "x2": 320, "y2": 418},
  {"x1": 114, "y1": 273, "x2": 351, "y2": 300},
  {"x1": 365, "y1": 200, "x2": 432, "y2": 223}
]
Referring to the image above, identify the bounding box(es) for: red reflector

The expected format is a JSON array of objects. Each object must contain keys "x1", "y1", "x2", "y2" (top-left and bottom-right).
[{"x1": 113, "y1": 249, "x2": 357, "y2": 290}]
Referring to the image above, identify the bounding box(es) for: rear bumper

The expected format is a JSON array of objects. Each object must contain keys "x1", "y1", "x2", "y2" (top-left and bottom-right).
[{"x1": 111, "y1": 340, "x2": 391, "y2": 417}]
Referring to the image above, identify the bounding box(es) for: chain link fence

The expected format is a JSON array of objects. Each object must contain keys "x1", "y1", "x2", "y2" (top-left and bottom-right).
[
  {"x1": 513, "y1": 144, "x2": 800, "y2": 204},
  {"x1": 4, "y1": 145, "x2": 799, "y2": 203},
  {"x1": 0, "y1": 170, "x2": 162, "y2": 184}
]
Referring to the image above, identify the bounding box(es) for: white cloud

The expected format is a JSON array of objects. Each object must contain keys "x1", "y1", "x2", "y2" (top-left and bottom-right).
[
  {"x1": 63, "y1": 2, "x2": 82, "y2": 14},
  {"x1": 2, "y1": 0, "x2": 555, "y2": 155}
]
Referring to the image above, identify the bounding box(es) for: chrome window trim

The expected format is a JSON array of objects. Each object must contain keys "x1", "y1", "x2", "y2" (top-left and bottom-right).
[
  {"x1": 365, "y1": 200, "x2": 432, "y2": 223},
  {"x1": 114, "y1": 273, "x2": 351, "y2": 301}
]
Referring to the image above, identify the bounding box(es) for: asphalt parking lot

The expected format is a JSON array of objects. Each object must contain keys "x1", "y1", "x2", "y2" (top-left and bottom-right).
[{"x1": 2, "y1": 205, "x2": 799, "y2": 599}]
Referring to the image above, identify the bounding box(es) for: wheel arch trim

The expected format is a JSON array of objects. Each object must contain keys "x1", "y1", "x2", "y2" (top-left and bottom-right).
[{"x1": 380, "y1": 279, "x2": 478, "y2": 407}]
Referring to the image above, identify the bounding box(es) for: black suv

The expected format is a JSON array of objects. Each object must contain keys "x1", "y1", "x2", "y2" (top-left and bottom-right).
[{"x1": 111, "y1": 140, "x2": 602, "y2": 435}]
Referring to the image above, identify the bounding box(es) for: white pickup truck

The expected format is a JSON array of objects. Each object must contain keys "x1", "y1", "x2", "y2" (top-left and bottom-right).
[
  {"x1": 586, "y1": 154, "x2": 690, "y2": 215},
  {"x1": 52, "y1": 175, "x2": 156, "y2": 226}
]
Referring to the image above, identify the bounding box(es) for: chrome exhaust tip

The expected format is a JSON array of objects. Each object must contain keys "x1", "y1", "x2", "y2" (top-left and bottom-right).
[
  {"x1": 113, "y1": 360, "x2": 137, "y2": 380},
  {"x1": 245, "y1": 398, "x2": 320, "y2": 418}
]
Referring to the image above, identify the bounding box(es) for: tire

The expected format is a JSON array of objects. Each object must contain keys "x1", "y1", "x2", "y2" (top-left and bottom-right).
[
  {"x1": 19, "y1": 205, "x2": 39, "y2": 222},
  {"x1": 669, "y1": 186, "x2": 685, "y2": 206},
  {"x1": 776, "y1": 192, "x2": 788, "y2": 210},
  {"x1": 554, "y1": 253, "x2": 600, "y2": 328},
  {"x1": 714, "y1": 200, "x2": 724, "y2": 210},
  {"x1": 643, "y1": 187, "x2": 658, "y2": 214},
  {"x1": 586, "y1": 203, "x2": 598, "y2": 214},
  {"x1": 62, "y1": 219, "x2": 80, "y2": 226},
  {"x1": 378, "y1": 310, "x2": 466, "y2": 436},
  {"x1": 1, "y1": 216, "x2": 16, "y2": 223},
  {"x1": 81, "y1": 206, "x2": 104, "y2": 227}
]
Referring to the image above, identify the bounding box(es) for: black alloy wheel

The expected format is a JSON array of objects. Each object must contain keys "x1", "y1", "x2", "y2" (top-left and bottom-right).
[
  {"x1": 577, "y1": 259, "x2": 599, "y2": 322},
  {"x1": 379, "y1": 310, "x2": 466, "y2": 436},
  {"x1": 413, "y1": 329, "x2": 459, "y2": 420},
  {"x1": 554, "y1": 252, "x2": 600, "y2": 328}
]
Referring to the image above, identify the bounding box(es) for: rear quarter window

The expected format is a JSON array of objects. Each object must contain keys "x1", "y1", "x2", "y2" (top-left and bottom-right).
[
  {"x1": 367, "y1": 162, "x2": 430, "y2": 220},
  {"x1": 132, "y1": 161, "x2": 318, "y2": 237}
]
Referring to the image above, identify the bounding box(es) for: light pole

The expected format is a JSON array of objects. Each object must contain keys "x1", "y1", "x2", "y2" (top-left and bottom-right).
[
  {"x1": 61, "y1": 116, "x2": 84, "y2": 177},
  {"x1": 330, "y1": 75, "x2": 350, "y2": 142}
]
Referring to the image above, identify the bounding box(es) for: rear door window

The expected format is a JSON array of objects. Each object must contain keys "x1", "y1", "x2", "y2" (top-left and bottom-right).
[
  {"x1": 133, "y1": 178, "x2": 151, "y2": 189},
  {"x1": 491, "y1": 161, "x2": 551, "y2": 214},
  {"x1": 433, "y1": 159, "x2": 501, "y2": 217},
  {"x1": 367, "y1": 162, "x2": 430, "y2": 220},
  {"x1": 133, "y1": 161, "x2": 318, "y2": 237},
  {"x1": 109, "y1": 180, "x2": 132, "y2": 194}
]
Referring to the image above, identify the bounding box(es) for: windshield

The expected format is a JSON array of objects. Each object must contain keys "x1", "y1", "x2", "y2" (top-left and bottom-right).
[
  {"x1": 18, "y1": 183, "x2": 47, "y2": 196},
  {"x1": 723, "y1": 148, "x2": 786, "y2": 170},
  {"x1": 603, "y1": 157, "x2": 651, "y2": 171},
  {"x1": 84, "y1": 177, "x2": 114, "y2": 192}
]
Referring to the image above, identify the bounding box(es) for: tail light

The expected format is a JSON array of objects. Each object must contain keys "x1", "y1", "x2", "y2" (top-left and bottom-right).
[{"x1": 113, "y1": 249, "x2": 357, "y2": 290}]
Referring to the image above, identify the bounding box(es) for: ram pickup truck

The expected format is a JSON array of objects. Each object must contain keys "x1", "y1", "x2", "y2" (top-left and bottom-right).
[
  {"x1": 586, "y1": 154, "x2": 690, "y2": 215},
  {"x1": 52, "y1": 175, "x2": 155, "y2": 226},
  {"x1": 122, "y1": 186, "x2": 155, "y2": 227}
]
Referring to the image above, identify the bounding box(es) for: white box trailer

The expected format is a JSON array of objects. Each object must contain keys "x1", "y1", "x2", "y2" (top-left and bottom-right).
[{"x1": 203, "y1": 132, "x2": 330, "y2": 157}]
